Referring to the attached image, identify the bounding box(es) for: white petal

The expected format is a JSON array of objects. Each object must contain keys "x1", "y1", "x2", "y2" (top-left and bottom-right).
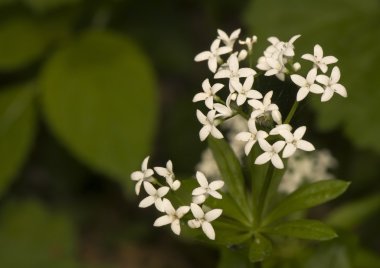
[
  {"x1": 199, "y1": 125, "x2": 211, "y2": 141},
  {"x1": 293, "y1": 126, "x2": 306, "y2": 140},
  {"x1": 238, "y1": 68, "x2": 256, "y2": 77},
  {"x1": 208, "y1": 57, "x2": 218, "y2": 73},
  {"x1": 331, "y1": 84, "x2": 347, "y2": 97},
  {"x1": 162, "y1": 199, "x2": 175, "y2": 214},
  {"x1": 236, "y1": 132, "x2": 251, "y2": 142},
  {"x1": 316, "y1": 75, "x2": 329, "y2": 86},
  {"x1": 217, "y1": 29, "x2": 228, "y2": 40},
  {"x1": 209, "y1": 191, "x2": 222, "y2": 199},
  {"x1": 205, "y1": 96, "x2": 214, "y2": 109},
  {"x1": 255, "y1": 152, "x2": 272, "y2": 165},
  {"x1": 323, "y1": 56, "x2": 338, "y2": 65},
  {"x1": 296, "y1": 87, "x2": 310, "y2": 101},
  {"x1": 194, "y1": 51, "x2": 211, "y2": 62},
  {"x1": 210, "y1": 39, "x2": 221, "y2": 52},
  {"x1": 176, "y1": 206, "x2": 190, "y2": 218},
  {"x1": 171, "y1": 180, "x2": 181, "y2": 191},
  {"x1": 236, "y1": 94, "x2": 247, "y2": 106},
  {"x1": 246, "y1": 90, "x2": 262, "y2": 100},
  {"x1": 211, "y1": 83, "x2": 224, "y2": 94},
  {"x1": 131, "y1": 171, "x2": 143, "y2": 181},
  {"x1": 196, "y1": 171, "x2": 209, "y2": 187},
  {"x1": 243, "y1": 75, "x2": 254, "y2": 89},
  {"x1": 211, "y1": 126, "x2": 223, "y2": 139},
  {"x1": 321, "y1": 87, "x2": 334, "y2": 102},
  {"x1": 331, "y1": 66, "x2": 341, "y2": 84},
  {"x1": 143, "y1": 181, "x2": 156, "y2": 196},
  {"x1": 258, "y1": 139, "x2": 272, "y2": 152},
  {"x1": 171, "y1": 220, "x2": 181, "y2": 235},
  {"x1": 309, "y1": 84, "x2": 324, "y2": 94},
  {"x1": 154, "y1": 167, "x2": 169, "y2": 177},
  {"x1": 196, "y1": 110, "x2": 207, "y2": 124},
  {"x1": 203, "y1": 222, "x2": 216, "y2": 239},
  {"x1": 190, "y1": 203, "x2": 204, "y2": 219},
  {"x1": 155, "y1": 198, "x2": 165, "y2": 212},
  {"x1": 217, "y1": 46, "x2": 233, "y2": 55},
  {"x1": 192, "y1": 194, "x2": 206, "y2": 204},
  {"x1": 135, "y1": 180, "x2": 143, "y2": 195},
  {"x1": 297, "y1": 140, "x2": 315, "y2": 151},
  {"x1": 228, "y1": 54, "x2": 239, "y2": 72},
  {"x1": 248, "y1": 99, "x2": 263, "y2": 110},
  {"x1": 209, "y1": 180, "x2": 224, "y2": 190},
  {"x1": 157, "y1": 186, "x2": 170, "y2": 197},
  {"x1": 314, "y1": 44, "x2": 323, "y2": 59},
  {"x1": 273, "y1": 140, "x2": 286, "y2": 153},
  {"x1": 142, "y1": 156, "x2": 150, "y2": 170},
  {"x1": 282, "y1": 143, "x2": 297, "y2": 158},
  {"x1": 214, "y1": 69, "x2": 231, "y2": 79},
  {"x1": 154, "y1": 215, "x2": 173, "y2": 227},
  {"x1": 265, "y1": 69, "x2": 279, "y2": 76},
  {"x1": 244, "y1": 140, "x2": 256, "y2": 155},
  {"x1": 278, "y1": 129, "x2": 294, "y2": 142},
  {"x1": 271, "y1": 154, "x2": 284, "y2": 169},
  {"x1": 306, "y1": 68, "x2": 317, "y2": 84},
  {"x1": 192, "y1": 187, "x2": 207, "y2": 196},
  {"x1": 139, "y1": 196, "x2": 155, "y2": 208},
  {"x1": 188, "y1": 219, "x2": 201, "y2": 229},
  {"x1": 205, "y1": 208, "x2": 223, "y2": 222},
  {"x1": 290, "y1": 74, "x2": 306, "y2": 87},
  {"x1": 301, "y1": 53, "x2": 316, "y2": 62},
  {"x1": 272, "y1": 110, "x2": 282, "y2": 125}
]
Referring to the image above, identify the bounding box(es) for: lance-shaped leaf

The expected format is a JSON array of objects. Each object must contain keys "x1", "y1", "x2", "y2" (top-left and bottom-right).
[
  {"x1": 263, "y1": 180, "x2": 350, "y2": 225},
  {"x1": 208, "y1": 136, "x2": 252, "y2": 222},
  {"x1": 249, "y1": 234, "x2": 272, "y2": 262},
  {"x1": 262, "y1": 219, "x2": 337, "y2": 241}
]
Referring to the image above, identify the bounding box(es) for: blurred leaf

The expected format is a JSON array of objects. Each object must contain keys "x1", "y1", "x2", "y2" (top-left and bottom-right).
[
  {"x1": 305, "y1": 243, "x2": 351, "y2": 268},
  {"x1": 0, "y1": 84, "x2": 36, "y2": 196},
  {"x1": 244, "y1": 0, "x2": 380, "y2": 152},
  {"x1": 0, "y1": 17, "x2": 51, "y2": 71},
  {"x1": 218, "y1": 247, "x2": 250, "y2": 268},
  {"x1": 40, "y1": 31, "x2": 157, "y2": 186},
  {"x1": 22, "y1": 0, "x2": 80, "y2": 13},
  {"x1": 326, "y1": 193, "x2": 380, "y2": 229},
  {"x1": 213, "y1": 221, "x2": 251, "y2": 245},
  {"x1": 208, "y1": 136, "x2": 251, "y2": 222},
  {"x1": 249, "y1": 234, "x2": 272, "y2": 262},
  {"x1": 0, "y1": 200, "x2": 78, "y2": 268},
  {"x1": 354, "y1": 248, "x2": 380, "y2": 268},
  {"x1": 263, "y1": 180, "x2": 350, "y2": 225},
  {"x1": 263, "y1": 219, "x2": 337, "y2": 241}
]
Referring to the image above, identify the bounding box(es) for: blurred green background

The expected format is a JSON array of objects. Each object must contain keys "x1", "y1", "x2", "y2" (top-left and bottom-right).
[{"x1": 0, "y1": 0, "x2": 379, "y2": 267}]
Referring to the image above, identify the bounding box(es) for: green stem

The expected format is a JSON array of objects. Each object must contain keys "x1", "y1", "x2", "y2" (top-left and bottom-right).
[
  {"x1": 257, "y1": 165, "x2": 274, "y2": 224},
  {"x1": 284, "y1": 101, "x2": 298, "y2": 124}
]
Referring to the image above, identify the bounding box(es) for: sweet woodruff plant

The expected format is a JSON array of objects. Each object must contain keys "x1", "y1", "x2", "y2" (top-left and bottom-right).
[{"x1": 131, "y1": 29, "x2": 350, "y2": 263}]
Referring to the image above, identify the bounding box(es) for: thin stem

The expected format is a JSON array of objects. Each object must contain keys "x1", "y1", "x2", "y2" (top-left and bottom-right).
[
  {"x1": 257, "y1": 165, "x2": 274, "y2": 223},
  {"x1": 284, "y1": 101, "x2": 298, "y2": 124}
]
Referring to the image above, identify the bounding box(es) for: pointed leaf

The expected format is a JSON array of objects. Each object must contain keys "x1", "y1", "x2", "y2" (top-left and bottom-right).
[
  {"x1": 249, "y1": 234, "x2": 272, "y2": 262},
  {"x1": 264, "y1": 180, "x2": 350, "y2": 225},
  {"x1": 263, "y1": 219, "x2": 337, "y2": 241}
]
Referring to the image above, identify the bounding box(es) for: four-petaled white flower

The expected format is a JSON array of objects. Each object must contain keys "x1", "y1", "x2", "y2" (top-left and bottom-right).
[
  {"x1": 188, "y1": 203, "x2": 222, "y2": 240},
  {"x1": 316, "y1": 66, "x2": 347, "y2": 102},
  {"x1": 235, "y1": 119, "x2": 268, "y2": 155},
  {"x1": 255, "y1": 140, "x2": 286, "y2": 169},
  {"x1": 193, "y1": 79, "x2": 224, "y2": 109},
  {"x1": 153, "y1": 199, "x2": 190, "y2": 235},
  {"x1": 291, "y1": 68, "x2": 324, "y2": 101},
  {"x1": 192, "y1": 171, "x2": 224, "y2": 204},
  {"x1": 196, "y1": 110, "x2": 223, "y2": 141},
  {"x1": 131, "y1": 156, "x2": 154, "y2": 195},
  {"x1": 217, "y1": 28, "x2": 241, "y2": 48},
  {"x1": 302, "y1": 44, "x2": 338, "y2": 73},
  {"x1": 139, "y1": 181, "x2": 169, "y2": 212},
  {"x1": 194, "y1": 39, "x2": 232, "y2": 73},
  {"x1": 248, "y1": 91, "x2": 282, "y2": 125},
  {"x1": 239, "y1": 35, "x2": 258, "y2": 52},
  {"x1": 154, "y1": 160, "x2": 181, "y2": 191},
  {"x1": 269, "y1": 124, "x2": 292, "y2": 136},
  {"x1": 214, "y1": 54, "x2": 256, "y2": 83},
  {"x1": 278, "y1": 126, "x2": 315, "y2": 158},
  {"x1": 230, "y1": 76, "x2": 262, "y2": 106},
  {"x1": 214, "y1": 102, "x2": 234, "y2": 118},
  {"x1": 264, "y1": 57, "x2": 287, "y2": 81}
]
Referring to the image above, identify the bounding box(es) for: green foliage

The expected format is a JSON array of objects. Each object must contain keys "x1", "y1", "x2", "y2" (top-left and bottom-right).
[
  {"x1": 22, "y1": 0, "x2": 80, "y2": 13},
  {"x1": 326, "y1": 193, "x2": 380, "y2": 229},
  {"x1": 0, "y1": 84, "x2": 36, "y2": 196},
  {"x1": 0, "y1": 17, "x2": 52, "y2": 71},
  {"x1": 263, "y1": 180, "x2": 350, "y2": 225},
  {"x1": 263, "y1": 219, "x2": 337, "y2": 241},
  {"x1": 249, "y1": 234, "x2": 273, "y2": 262},
  {"x1": 244, "y1": 0, "x2": 380, "y2": 152},
  {"x1": 0, "y1": 200, "x2": 78, "y2": 268},
  {"x1": 208, "y1": 136, "x2": 252, "y2": 222},
  {"x1": 40, "y1": 30, "x2": 157, "y2": 186}
]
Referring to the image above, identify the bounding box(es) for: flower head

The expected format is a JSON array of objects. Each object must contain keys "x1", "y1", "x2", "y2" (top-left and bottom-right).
[
  {"x1": 248, "y1": 91, "x2": 282, "y2": 125},
  {"x1": 235, "y1": 119, "x2": 268, "y2": 155},
  {"x1": 193, "y1": 79, "x2": 224, "y2": 109},
  {"x1": 154, "y1": 160, "x2": 181, "y2": 191},
  {"x1": 214, "y1": 54, "x2": 256, "y2": 83},
  {"x1": 278, "y1": 126, "x2": 315, "y2": 158},
  {"x1": 139, "y1": 182, "x2": 170, "y2": 212},
  {"x1": 217, "y1": 28, "x2": 241, "y2": 48},
  {"x1": 301, "y1": 44, "x2": 338, "y2": 73},
  {"x1": 192, "y1": 171, "x2": 224, "y2": 204},
  {"x1": 194, "y1": 39, "x2": 232, "y2": 73},
  {"x1": 196, "y1": 110, "x2": 223, "y2": 141},
  {"x1": 131, "y1": 156, "x2": 154, "y2": 195},
  {"x1": 255, "y1": 139, "x2": 286, "y2": 169},
  {"x1": 230, "y1": 76, "x2": 262, "y2": 106},
  {"x1": 188, "y1": 203, "x2": 222, "y2": 240},
  {"x1": 316, "y1": 66, "x2": 347, "y2": 102},
  {"x1": 291, "y1": 68, "x2": 324, "y2": 101}
]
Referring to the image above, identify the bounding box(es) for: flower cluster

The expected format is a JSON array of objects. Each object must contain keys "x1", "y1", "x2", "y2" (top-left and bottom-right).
[
  {"x1": 193, "y1": 29, "x2": 347, "y2": 170},
  {"x1": 131, "y1": 157, "x2": 223, "y2": 240}
]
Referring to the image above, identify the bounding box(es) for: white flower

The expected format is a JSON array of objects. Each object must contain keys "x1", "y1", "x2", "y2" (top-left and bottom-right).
[
  {"x1": 196, "y1": 110, "x2": 223, "y2": 141},
  {"x1": 280, "y1": 34, "x2": 301, "y2": 57},
  {"x1": 235, "y1": 119, "x2": 268, "y2": 155},
  {"x1": 153, "y1": 199, "x2": 190, "y2": 235},
  {"x1": 214, "y1": 103, "x2": 234, "y2": 118},
  {"x1": 264, "y1": 57, "x2": 287, "y2": 81},
  {"x1": 239, "y1": 35, "x2": 258, "y2": 52},
  {"x1": 316, "y1": 66, "x2": 347, "y2": 102},
  {"x1": 278, "y1": 126, "x2": 315, "y2": 158},
  {"x1": 192, "y1": 171, "x2": 224, "y2": 204},
  {"x1": 248, "y1": 91, "x2": 282, "y2": 125},
  {"x1": 230, "y1": 76, "x2": 262, "y2": 106},
  {"x1": 214, "y1": 54, "x2": 256, "y2": 83},
  {"x1": 194, "y1": 39, "x2": 232, "y2": 73},
  {"x1": 193, "y1": 79, "x2": 224, "y2": 109},
  {"x1": 139, "y1": 182, "x2": 170, "y2": 212},
  {"x1": 302, "y1": 44, "x2": 338, "y2": 73},
  {"x1": 188, "y1": 203, "x2": 222, "y2": 240},
  {"x1": 131, "y1": 156, "x2": 154, "y2": 195},
  {"x1": 255, "y1": 139, "x2": 286, "y2": 169},
  {"x1": 154, "y1": 160, "x2": 181, "y2": 191},
  {"x1": 291, "y1": 68, "x2": 324, "y2": 101},
  {"x1": 217, "y1": 28, "x2": 241, "y2": 48},
  {"x1": 269, "y1": 124, "x2": 292, "y2": 135}
]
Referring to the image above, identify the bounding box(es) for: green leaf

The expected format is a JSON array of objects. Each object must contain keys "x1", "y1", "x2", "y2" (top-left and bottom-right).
[
  {"x1": 208, "y1": 136, "x2": 251, "y2": 222},
  {"x1": 263, "y1": 219, "x2": 337, "y2": 241},
  {"x1": 249, "y1": 234, "x2": 273, "y2": 262},
  {"x1": 218, "y1": 247, "x2": 251, "y2": 268},
  {"x1": 263, "y1": 180, "x2": 350, "y2": 225},
  {"x1": 0, "y1": 17, "x2": 51, "y2": 71},
  {"x1": 22, "y1": 0, "x2": 80, "y2": 13},
  {"x1": 244, "y1": 0, "x2": 380, "y2": 153},
  {"x1": 326, "y1": 193, "x2": 380, "y2": 229},
  {"x1": 40, "y1": 31, "x2": 157, "y2": 187},
  {"x1": 213, "y1": 221, "x2": 252, "y2": 245},
  {"x1": 0, "y1": 84, "x2": 36, "y2": 196},
  {"x1": 0, "y1": 200, "x2": 79, "y2": 268}
]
